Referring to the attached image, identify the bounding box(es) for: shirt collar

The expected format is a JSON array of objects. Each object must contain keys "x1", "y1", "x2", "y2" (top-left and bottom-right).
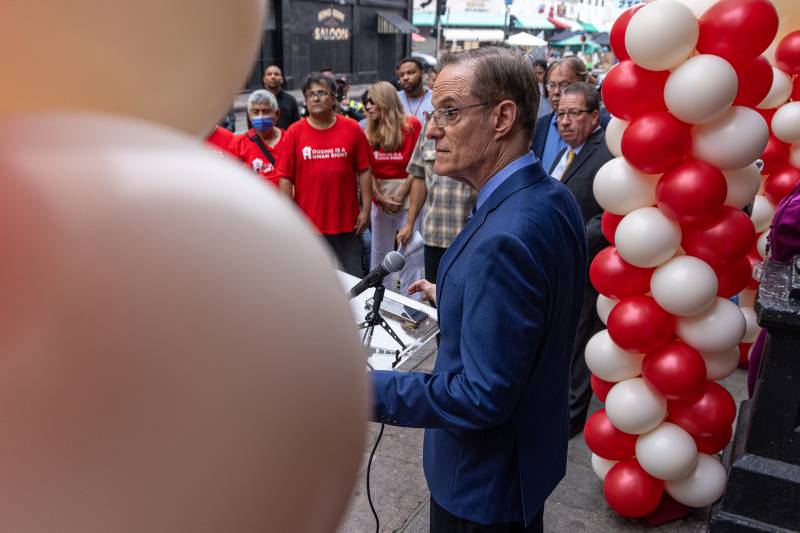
[{"x1": 475, "y1": 151, "x2": 537, "y2": 211}]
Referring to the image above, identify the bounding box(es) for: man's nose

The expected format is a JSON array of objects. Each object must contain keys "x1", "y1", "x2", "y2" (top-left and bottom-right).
[{"x1": 425, "y1": 121, "x2": 442, "y2": 140}]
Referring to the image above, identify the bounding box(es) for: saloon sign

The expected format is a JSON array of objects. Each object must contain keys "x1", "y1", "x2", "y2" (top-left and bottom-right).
[{"x1": 314, "y1": 7, "x2": 350, "y2": 41}]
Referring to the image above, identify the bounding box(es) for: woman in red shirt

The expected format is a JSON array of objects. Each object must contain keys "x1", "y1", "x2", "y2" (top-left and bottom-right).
[
  {"x1": 228, "y1": 90, "x2": 284, "y2": 187},
  {"x1": 364, "y1": 81, "x2": 424, "y2": 294}
]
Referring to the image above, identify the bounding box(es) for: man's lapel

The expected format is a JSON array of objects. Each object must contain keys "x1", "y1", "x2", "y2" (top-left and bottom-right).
[{"x1": 561, "y1": 129, "x2": 602, "y2": 185}]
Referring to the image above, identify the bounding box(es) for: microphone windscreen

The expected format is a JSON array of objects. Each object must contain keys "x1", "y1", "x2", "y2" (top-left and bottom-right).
[{"x1": 382, "y1": 251, "x2": 406, "y2": 273}]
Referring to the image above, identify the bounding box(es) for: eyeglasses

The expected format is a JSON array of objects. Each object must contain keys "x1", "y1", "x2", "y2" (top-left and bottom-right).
[
  {"x1": 423, "y1": 101, "x2": 500, "y2": 128},
  {"x1": 555, "y1": 109, "x2": 592, "y2": 121},
  {"x1": 305, "y1": 90, "x2": 330, "y2": 100},
  {"x1": 547, "y1": 81, "x2": 574, "y2": 92},
  {"x1": 365, "y1": 97, "x2": 375, "y2": 106}
]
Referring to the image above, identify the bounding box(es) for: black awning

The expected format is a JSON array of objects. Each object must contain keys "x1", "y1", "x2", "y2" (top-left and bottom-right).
[{"x1": 377, "y1": 10, "x2": 417, "y2": 34}]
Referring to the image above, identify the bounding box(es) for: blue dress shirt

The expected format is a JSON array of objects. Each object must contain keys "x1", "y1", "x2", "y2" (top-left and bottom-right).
[{"x1": 540, "y1": 115, "x2": 567, "y2": 173}]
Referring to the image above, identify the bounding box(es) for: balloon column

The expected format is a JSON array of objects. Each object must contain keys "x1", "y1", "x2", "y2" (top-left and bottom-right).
[
  {"x1": 588, "y1": 0, "x2": 789, "y2": 519},
  {"x1": 0, "y1": 1, "x2": 369, "y2": 532}
]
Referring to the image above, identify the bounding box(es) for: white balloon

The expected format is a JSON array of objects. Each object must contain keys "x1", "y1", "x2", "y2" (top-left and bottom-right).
[
  {"x1": 693, "y1": 107, "x2": 770, "y2": 170},
  {"x1": 615, "y1": 207, "x2": 682, "y2": 268},
  {"x1": 723, "y1": 164, "x2": 763, "y2": 209},
  {"x1": 593, "y1": 158, "x2": 660, "y2": 216},
  {"x1": 625, "y1": 0, "x2": 699, "y2": 71},
  {"x1": 757, "y1": 231, "x2": 769, "y2": 259},
  {"x1": 738, "y1": 289, "x2": 757, "y2": 307},
  {"x1": 674, "y1": 0, "x2": 718, "y2": 17},
  {"x1": 677, "y1": 298, "x2": 747, "y2": 352},
  {"x1": 605, "y1": 378, "x2": 667, "y2": 435},
  {"x1": 650, "y1": 255, "x2": 718, "y2": 317},
  {"x1": 636, "y1": 422, "x2": 698, "y2": 481},
  {"x1": 591, "y1": 454, "x2": 619, "y2": 481},
  {"x1": 741, "y1": 306, "x2": 761, "y2": 344},
  {"x1": 790, "y1": 143, "x2": 800, "y2": 168},
  {"x1": 701, "y1": 347, "x2": 740, "y2": 381},
  {"x1": 585, "y1": 330, "x2": 644, "y2": 382},
  {"x1": 606, "y1": 117, "x2": 628, "y2": 158},
  {"x1": 597, "y1": 294, "x2": 619, "y2": 325},
  {"x1": 751, "y1": 195, "x2": 777, "y2": 233},
  {"x1": 771, "y1": 102, "x2": 800, "y2": 144},
  {"x1": 665, "y1": 454, "x2": 727, "y2": 508},
  {"x1": 758, "y1": 68, "x2": 794, "y2": 110},
  {"x1": 0, "y1": 113, "x2": 369, "y2": 533},
  {"x1": 665, "y1": 55, "x2": 738, "y2": 124}
]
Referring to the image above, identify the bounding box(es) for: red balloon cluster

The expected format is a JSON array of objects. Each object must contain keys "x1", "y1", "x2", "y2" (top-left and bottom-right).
[{"x1": 585, "y1": 0, "x2": 786, "y2": 520}]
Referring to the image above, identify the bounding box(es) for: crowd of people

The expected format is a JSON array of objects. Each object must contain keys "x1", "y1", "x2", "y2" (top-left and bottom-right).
[{"x1": 208, "y1": 52, "x2": 618, "y2": 443}]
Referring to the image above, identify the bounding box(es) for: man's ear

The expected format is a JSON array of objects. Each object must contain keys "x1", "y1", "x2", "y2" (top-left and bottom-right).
[
  {"x1": 493, "y1": 100, "x2": 517, "y2": 140},
  {"x1": 591, "y1": 109, "x2": 600, "y2": 128}
]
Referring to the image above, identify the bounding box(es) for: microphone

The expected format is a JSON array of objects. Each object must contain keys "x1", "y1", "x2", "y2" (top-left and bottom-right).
[{"x1": 348, "y1": 251, "x2": 406, "y2": 299}]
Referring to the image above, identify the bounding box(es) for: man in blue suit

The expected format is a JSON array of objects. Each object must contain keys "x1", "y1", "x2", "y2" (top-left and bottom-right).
[{"x1": 370, "y1": 48, "x2": 587, "y2": 531}]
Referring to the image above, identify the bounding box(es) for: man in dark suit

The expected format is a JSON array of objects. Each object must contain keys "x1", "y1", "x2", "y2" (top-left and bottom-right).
[
  {"x1": 532, "y1": 57, "x2": 611, "y2": 174},
  {"x1": 370, "y1": 48, "x2": 586, "y2": 532},
  {"x1": 550, "y1": 82, "x2": 614, "y2": 438}
]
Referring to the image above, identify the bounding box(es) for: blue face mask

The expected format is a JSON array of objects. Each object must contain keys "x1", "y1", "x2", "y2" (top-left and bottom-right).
[{"x1": 252, "y1": 115, "x2": 274, "y2": 133}]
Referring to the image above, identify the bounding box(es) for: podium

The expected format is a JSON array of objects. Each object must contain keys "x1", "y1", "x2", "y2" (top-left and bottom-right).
[{"x1": 337, "y1": 271, "x2": 439, "y2": 371}]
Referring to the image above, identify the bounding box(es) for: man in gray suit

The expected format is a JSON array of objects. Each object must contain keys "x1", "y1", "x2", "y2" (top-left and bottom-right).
[{"x1": 550, "y1": 82, "x2": 614, "y2": 438}]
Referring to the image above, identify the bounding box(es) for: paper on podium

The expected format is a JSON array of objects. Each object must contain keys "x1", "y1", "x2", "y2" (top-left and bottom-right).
[{"x1": 337, "y1": 271, "x2": 438, "y2": 371}]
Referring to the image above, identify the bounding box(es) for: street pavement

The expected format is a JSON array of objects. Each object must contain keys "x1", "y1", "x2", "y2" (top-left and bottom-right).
[{"x1": 337, "y1": 346, "x2": 747, "y2": 533}]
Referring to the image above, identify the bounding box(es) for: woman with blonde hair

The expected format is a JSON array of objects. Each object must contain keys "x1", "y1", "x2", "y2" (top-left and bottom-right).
[{"x1": 364, "y1": 81, "x2": 424, "y2": 296}]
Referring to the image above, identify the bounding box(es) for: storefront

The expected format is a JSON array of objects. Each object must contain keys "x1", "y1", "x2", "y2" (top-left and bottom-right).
[{"x1": 244, "y1": 0, "x2": 415, "y2": 90}]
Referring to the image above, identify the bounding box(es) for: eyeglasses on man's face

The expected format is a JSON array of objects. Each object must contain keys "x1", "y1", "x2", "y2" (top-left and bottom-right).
[
  {"x1": 555, "y1": 109, "x2": 592, "y2": 121},
  {"x1": 547, "y1": 81, "x2": 574, "y2": 92},
  {"x1": 423, "y1": 100, "x2": 500, "y2": 129},
  {"x1": 305, "y1": 90, "x2": 330, "y2": 100}
]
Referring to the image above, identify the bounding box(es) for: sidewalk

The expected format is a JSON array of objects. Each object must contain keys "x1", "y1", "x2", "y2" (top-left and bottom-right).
[{"x1": 338, "y1": 348, "x2": 747, "y2": 532}]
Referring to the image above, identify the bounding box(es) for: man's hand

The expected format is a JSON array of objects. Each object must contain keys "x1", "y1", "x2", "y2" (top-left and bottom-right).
[
  {"x1": 396, "y1": 224, "x2": 414, "y2": 248},
  {"x1": 408, "y1": 279, "x2": 436, "y2": 305},
  {"x1": 355, "y1": 210, "x2": 370, "y2": 235},
  {"x1": 381, "y1": 196, "x2": 403, "y2": 214}
]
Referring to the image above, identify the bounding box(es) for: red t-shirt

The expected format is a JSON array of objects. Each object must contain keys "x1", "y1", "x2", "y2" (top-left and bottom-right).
[
  {"x1": 369, "y1": 116, "x2": 422, "y2": 180},
  {"x1": 228, "y1": 128, "x2": 285, "y2": 187},
  {"x1": 277, "y1": 117, "x2": 373, "y2": 234},
  {"x1": 206, "y1": 126, "x2": 235, "y2": 152}
]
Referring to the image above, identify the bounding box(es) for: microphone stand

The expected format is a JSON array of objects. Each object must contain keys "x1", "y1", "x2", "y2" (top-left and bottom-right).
[{"x1": 357, "y1": 284, "x2": 407, "y2": 369}]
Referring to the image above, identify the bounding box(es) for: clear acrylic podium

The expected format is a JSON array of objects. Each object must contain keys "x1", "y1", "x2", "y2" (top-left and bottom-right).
[{"x1": 337, "y1": 271, "x2": 439, "y2": 371}]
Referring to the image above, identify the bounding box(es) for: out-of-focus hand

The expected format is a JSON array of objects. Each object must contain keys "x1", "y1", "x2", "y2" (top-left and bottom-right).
[
  {"x1": 396, "y1": 224, "x2": 413, "y2": 248},
  {"x1": 381, "y1": 196, "x2": 403, "y2": 214},
  {"x1": 408, "y1": 279, "x2": 436, "y2": 305},
  {"x1": 355, "y1": 210, "x2": 370, "y2": 235}
]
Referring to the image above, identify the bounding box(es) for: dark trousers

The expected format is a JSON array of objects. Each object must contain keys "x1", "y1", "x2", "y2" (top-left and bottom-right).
[
  {"x1": 324, "y1": 232, "x2": 363, "y2": 277},
  {"x1": 430, "y1": 496, "x2": 544, "y2": 533},
  {"x1": 569, "y1": 284, "x2": 606, "y2": 436},
  {"x1": 424, "y1": 245, "x2": 447, "y2": 283}
]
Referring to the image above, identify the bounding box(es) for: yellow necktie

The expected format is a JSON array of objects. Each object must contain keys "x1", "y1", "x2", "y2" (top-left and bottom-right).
[{"x1": 565, "y1": 148, "x2": 575, "y2": 171}]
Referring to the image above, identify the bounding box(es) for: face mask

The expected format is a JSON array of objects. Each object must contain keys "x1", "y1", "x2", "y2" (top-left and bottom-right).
[{"x1": 252, "y1": 115, "x2": 274, "y2": 133}]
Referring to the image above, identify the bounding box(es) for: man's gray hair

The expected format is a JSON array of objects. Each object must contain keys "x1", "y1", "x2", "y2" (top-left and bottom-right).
[
  {"x1": 439, "y1": 47, "x2": 539, "y2": 136},
  {"x1": 561, "y1": 82, "x2": 601, "y2": 112},
  {"x1": 248, "y1": 89, "x2": 278, "y2": 111}
]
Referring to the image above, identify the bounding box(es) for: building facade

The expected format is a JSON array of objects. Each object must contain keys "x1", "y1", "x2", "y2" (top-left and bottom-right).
[{"x1": 244, "y1": 0, "x2": 415, "y2": 90}]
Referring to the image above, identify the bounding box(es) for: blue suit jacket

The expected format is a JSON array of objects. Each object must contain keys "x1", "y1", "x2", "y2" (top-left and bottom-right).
[{"x1": 371, "y1": 161, "x2": 587, "y2": 526}]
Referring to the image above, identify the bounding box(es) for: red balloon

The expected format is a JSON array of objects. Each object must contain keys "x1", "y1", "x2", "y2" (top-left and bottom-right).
[
  {"x1": 607, "y1": 295, "x2": 675, "y2": 354},
  {"x1": 761, "y1": 135, "x2": 790, "y2": 176},
  {"x1": 668, "y1": 381, "x2": 737, "y2": 438},
  {"x1": 656, "y1": 160, "x2": 728, "y2": 225},
  {"x1": 610, "y1": 4, "x2": 644, "y2": 62},
  {"x1": 601, "y1": 212, "x2": 623, "y2": 244},
  {"x1": 733, "y1": 55, "x2": 774, "y2": 107},
  {"x1": 642, "y1": 341, "x2": 707, "y2": 400},
  {"x1": 764, "y1": 166, "x2": 800, "y2": 204},
  {"x1": 793, "y1": 77, "x2": 800, "y2": 102},
  {"x1": 621, "y1": 112, "x2": 692, "y2": 174},
  {"x1": 589, "y1": 246, "x2": 654, "y2": 299},
  {"x1": 714, "y1": 254, "x2": 753, "y2": 297},
  {"x1": 604, "y1": 460, "x2": 664, "y2": 518},
  {"x1": 694, "y1": 424, "x2": 733, "y2": 455},
  {"x1": 591, "y1": 374, "x2": 615, "y2": 403},
  {"x1": 601, "y1": 61, "x2": 669, "y2": 121},
  {"x1": 756, "y1": 107, "x2": 776, "y2": 125},
  {"x1": 682, "y1": 206, "x2": 757, "y2": 267},
  {"x1": 697, "y1": 0, "x2": 779, "y2": 66},
  {"x1": 776, "y1": 31, "x2": 800, "y2": 75},
  {"x1": 584, "y1": 409, "x2": 638, "y2": 460}
]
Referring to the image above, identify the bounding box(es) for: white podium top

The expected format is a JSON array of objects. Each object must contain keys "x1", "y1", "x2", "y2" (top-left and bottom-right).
[{"x1": 337, "y1": 271, "x2": 438, "y2": 371}]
